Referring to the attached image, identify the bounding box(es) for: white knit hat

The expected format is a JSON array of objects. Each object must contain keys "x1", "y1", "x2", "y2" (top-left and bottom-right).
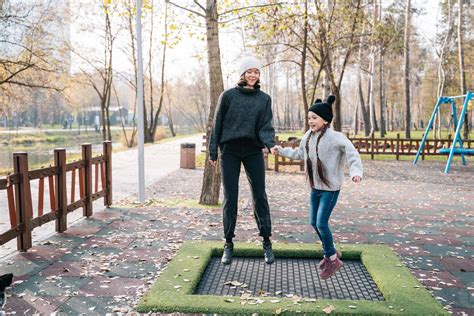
[{"x1": 238, "y1": 55, "x2": 262, "y2": 76}]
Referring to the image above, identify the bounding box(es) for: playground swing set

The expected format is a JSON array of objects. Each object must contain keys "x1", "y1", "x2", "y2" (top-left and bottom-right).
[{"x1": 413, "y1": 91, "x2": 473, "y2": 173}]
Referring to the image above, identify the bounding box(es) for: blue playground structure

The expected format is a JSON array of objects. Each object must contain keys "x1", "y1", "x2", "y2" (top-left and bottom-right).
[{"x1": 413, "y1": 91, "x2": 473, "y2": 173}]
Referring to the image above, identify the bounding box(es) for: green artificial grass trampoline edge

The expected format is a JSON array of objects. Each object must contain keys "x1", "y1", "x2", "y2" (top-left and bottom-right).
[{"x1": 136, "y1": 241, "x2": 447, "y2": 315}]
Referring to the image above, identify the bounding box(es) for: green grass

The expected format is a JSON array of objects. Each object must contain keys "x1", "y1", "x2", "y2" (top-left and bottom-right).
[
  {"x1": 156, "y1": 132, "x2": 203, "y2": 144},
  {"x1": 137, "y1": 241, "x2": 447, "y2": 315},
  {"x1": 276, "y1": 131, "x2": 305, "y2": 141},
  {"x1": 0, "y1": 130, "x2": 122, "y2": 146}
]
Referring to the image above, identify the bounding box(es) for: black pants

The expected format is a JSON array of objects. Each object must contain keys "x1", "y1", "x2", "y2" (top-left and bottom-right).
[{"x1": 220, "y1": 143, "x2": 272, "y2": 240}]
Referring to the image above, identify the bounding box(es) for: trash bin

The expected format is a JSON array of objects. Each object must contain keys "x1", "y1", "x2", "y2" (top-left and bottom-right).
[{"x1": 180, "y1": 143, "x2": 196, "y2": 169}]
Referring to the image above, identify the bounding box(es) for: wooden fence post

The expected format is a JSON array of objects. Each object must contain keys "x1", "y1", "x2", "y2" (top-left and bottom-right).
[
  {"x1": 55, "y1": 148, "x2": 67, "y2": 233},
  {"x1": 274, "y1": 136, "x2": 280, "y2": 172},
  {"x1": 82, "y1": 144, "x2": 93, "y2": 217},
  {"x1": 371, "y1": 133, "x2": 375, "y2": 160},
  {"x1": 421, "y1": 133, "x2": 425, "y2": 161},
  {"x1": 103, "y1": 141, "x2": 112, "y2": 207},
  {"x1": 13, "y1": 153, "x2": 32, "y2": 251},
  {"x1": 396, "y1": 133, "x2": 400, "y2": 160}
]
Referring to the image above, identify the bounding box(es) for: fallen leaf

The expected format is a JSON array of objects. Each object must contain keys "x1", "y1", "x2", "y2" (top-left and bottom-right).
[{"x1": 323, "y1": 305, "x2": 335, "y2": 314}]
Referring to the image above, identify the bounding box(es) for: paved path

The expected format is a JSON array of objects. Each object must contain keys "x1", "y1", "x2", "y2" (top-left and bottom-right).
[
  {"x1": 1, "y1": 157, "x2": 473, "y2": 315},
  {"x1": 0, "y1": 134, "x2": 204, "y2": 256}
]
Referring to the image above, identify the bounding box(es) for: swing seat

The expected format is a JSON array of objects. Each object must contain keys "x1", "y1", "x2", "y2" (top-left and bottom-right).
[{"x1": 438, "y1": 148, "x2": 474, "y2": 155}]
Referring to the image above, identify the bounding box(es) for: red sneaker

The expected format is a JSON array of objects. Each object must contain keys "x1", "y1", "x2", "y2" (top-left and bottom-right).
[
  {"x1": 318, "y1": 251, "x2": 341, "y2": 270},
  {"x1": 320, "y1": 257, "x2": 343, "y2": 280}
]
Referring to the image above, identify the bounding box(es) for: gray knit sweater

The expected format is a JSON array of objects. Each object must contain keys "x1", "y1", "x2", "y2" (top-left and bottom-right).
[
  {"x1": 278, "y1": 129, "x2": 363, "y2": 191},
  {"x1": 209, "y1": 86, "x2": 275, "y2": 161}
]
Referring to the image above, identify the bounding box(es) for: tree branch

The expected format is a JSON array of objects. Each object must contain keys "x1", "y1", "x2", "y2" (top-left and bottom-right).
[
  {"x1": 166, "y1": 0, "x2": 205, "y2": 18},
  {"x1": 219, "y1": 3, "x2": 288, "y2": 17},
  {"x1": 193, "y1": 0, "x2": 206, "y2": 13},
  {"x1": 265, "y1": 59, "x2": 302, "y2": 67}
]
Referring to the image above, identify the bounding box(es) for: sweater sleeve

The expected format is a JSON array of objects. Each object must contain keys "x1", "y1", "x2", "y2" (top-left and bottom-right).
[
  {"x1": 340, "y1": 135, "x2": 363, "y2": 178},
  {"x1": 209, "y1": 92, "x2": 227, "y2": 161},
  {"x1": 278, "y1": 132, "x2": 308, "y2": 160},
  {"x1": 258, "y1": 98, "x2": 276, "y2": 150}
]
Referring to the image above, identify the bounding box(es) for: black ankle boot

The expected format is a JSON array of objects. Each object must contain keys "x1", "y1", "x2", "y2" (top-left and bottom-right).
[
  {"x1": 263, "y1": 241, "x2": 274, "y2": 264},
  {"x1": 221, "y1": 242, "x2": 233, "y2": 264},
  {"x1": 0, "y1": 273, "x2": 13, "y2": 308}
]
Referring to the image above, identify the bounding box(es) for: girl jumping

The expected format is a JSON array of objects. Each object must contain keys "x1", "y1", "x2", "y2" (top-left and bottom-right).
[{"x1": 277, "y1": 95, "x2": 363, "y2": 279}]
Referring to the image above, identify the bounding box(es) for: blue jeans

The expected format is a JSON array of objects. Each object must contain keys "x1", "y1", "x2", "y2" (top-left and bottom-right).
[{"x1": 310, "y1": 189, "x2": 340, "y2": 257}]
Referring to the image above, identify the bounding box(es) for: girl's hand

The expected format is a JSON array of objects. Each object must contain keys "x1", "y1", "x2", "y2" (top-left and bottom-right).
[{"x1": 352, "y1": 176, "x2": 362, "y2": 183}]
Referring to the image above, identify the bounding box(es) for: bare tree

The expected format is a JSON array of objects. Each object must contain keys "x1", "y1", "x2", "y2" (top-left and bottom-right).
[
  {"x1": 403, "y1": 0, "x2": 411, "y2": 138},
  {"x1": 378, "y1": 0, "x2": 386, "y2": 137},
  {"x1": 146, "y1": 0, "x2": 168, "y2": 143},
  {"x1": 167, "y1": 0, "x2": 224, "y2": 205},
  {"x1": 1, "y1": 1, "x2": 64, "y2": 90},
  {"x1": 71, "y1": 1, "x2": 117, "y2": 141},
  {"x1": 457, "y1": 0, "x2": 468, "y2": 139},
  {"x1": 315, "y1": 0, "x2": 362, "y2": 131},
  {"x1": 435, "y1": 0, "x2": 452, "y2": 139}
]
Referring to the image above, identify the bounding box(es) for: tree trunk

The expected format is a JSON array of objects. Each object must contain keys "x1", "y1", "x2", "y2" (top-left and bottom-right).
[
  {"x1": 301, "y1": 0, "x2": 309, "y2": 131},
  {"x1": 457, "y1": 0, "x2": 468, "y2": 139},
  {"x1": 435, "y1": 0, "x2": 451, "y2": 139},
  {"x1": 359, "y1": 80, "x2": 370, "y2": 136},
  {"x1": 356, "y1": 20, "x2": 370, "y2": 137},
  {"x1": 368, "y1": 51, "x2": 375, "y2": 137},
  {"x1": 101, "y1": 98, "x2": 107, "y2": 140},
  {"x1": 353, "y1": 101, "x2": 359, "y2": 135},
  {"x1": 165, "y1": 90, "x2": 176, "y2": 137},
  {"x1": 379, "y1": 51, "x2": 386, "y2": 137},
  {"x1": 150, "y1": 0, "x2": 168, "y2": 141},
  {"x1": 403, "y1": 0, "x2": 411, "y2": 138},
  {"x1": 199, "y1": 0, "x2": 223, "y2": 206}
]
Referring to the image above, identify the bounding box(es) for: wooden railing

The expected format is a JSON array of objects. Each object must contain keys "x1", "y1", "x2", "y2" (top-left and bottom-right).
[
  {"x1": 200, "y1": 134, "x2": 472, "y2": 171},
  {"x1": 274, "y1": 136, "x2": 304, "y2": 172},
  {"x1": 274, "y1": 134, "x2": 473, "y2": 170},
  {"x1": 0, "y1": 141, "x2": 112, "y2": 251}
]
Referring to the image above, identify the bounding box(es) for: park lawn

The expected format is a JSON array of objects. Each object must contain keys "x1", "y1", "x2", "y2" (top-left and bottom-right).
[
  {"x1": 136, "y1": 241, "x2": 447, "y2": 315},
  {"x1": 0, "y1": 129, "x2": 121, "y2": 146}
]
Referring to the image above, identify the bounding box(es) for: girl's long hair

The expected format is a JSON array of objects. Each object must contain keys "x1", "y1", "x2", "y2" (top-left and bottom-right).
[
  {"x1": 305, "y1": 124, "x2": 330, "y2": 188},
  {"x1": 237, "y1": 75, "x2": 261, "y2": 89}
]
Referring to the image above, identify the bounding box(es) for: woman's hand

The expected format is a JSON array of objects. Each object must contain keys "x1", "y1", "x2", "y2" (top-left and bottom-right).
[
  {"x1": 270, "y1": 146, "x2": 279, "y2": 155},
  {"x1": 352, "y1": 176, "x2": 362, "y2": 183},
  {"x1": 209, "y1": 160, "x2": 217, "y2": 167}
]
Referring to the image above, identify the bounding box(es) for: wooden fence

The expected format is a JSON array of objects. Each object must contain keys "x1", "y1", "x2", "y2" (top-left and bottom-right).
[
  {"x1": 201, "y1": 134, "x2": 472, "y2": 171},
  {"x1": 275, "y1": 134, "x2": 473, "y2": 170},
  {"x1": 0, "y1": 141, "x2": 112, "y2": 251}
]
